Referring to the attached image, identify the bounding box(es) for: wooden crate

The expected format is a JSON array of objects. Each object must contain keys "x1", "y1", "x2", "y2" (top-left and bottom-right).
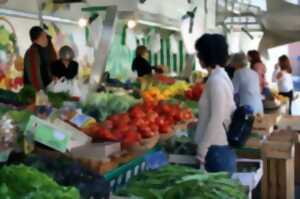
[
  {"x1": 277, "y1": 116, "x2": 300, "y2": 131},
  {"x1": 252, "y1": 114, "x2": 281, "y2": 136},
  {"x1": 261, "y1": 140, "x2": 295, "y2": 199}
]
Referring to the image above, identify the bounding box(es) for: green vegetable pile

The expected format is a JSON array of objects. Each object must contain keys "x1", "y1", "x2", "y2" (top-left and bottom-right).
[
  {"x1": 0, "y1": 164, "x2": 80, "y2": 199},
  {"x1": 0, "y1": 86, "x2": 36, "y2": 106},
  {"x1": 7, "y1": 110, "x2": 32, "y2": 131},
  {"x1": 47, "y1": 91, "x2": 72, "y2": 108},
  {"x1": 82, "y1": 92, "x2": 140, "y2": 121},
  {"x1": 163, "y1": 136, "x2": 197, "y2": 155},
  {"x1": 117, "y1": 165, "x2": 247, "y2": 199}
]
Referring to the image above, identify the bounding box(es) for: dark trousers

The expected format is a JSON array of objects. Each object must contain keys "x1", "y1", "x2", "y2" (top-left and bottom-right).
[
  {"x1": 279, "y1": 91, "x2": 293, "y2": 115},
  {"x1": 205, "y1": 145, "x2": 236, "y2": 176}
]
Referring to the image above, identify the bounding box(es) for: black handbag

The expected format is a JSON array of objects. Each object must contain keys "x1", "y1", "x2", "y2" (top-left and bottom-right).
[{"x1": 224, "y1": 105, "x2": 255, "y2": 148}]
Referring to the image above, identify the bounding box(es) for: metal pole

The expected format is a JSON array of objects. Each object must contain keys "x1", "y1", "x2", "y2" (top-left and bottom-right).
[
  {"x1": 89, "y1": 6, "x2": 118, "y2": 87},
  {"x1": 37, "y1": 0, "x2": 44, "y2": 26}
]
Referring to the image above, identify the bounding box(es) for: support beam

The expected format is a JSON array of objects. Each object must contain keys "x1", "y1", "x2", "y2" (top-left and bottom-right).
[{"x1": 89, "y1": 6, "x2": 118, "y2": 87}]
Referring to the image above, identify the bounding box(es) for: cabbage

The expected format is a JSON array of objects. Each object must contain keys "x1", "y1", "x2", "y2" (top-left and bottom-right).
[{"x1": 82, "y1": 92, "x2": 139, "y2": 121}]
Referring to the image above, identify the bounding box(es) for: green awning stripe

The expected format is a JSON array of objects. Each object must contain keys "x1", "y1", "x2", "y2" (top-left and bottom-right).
[
  {"x1": 166, "y1": 38, "x2": 171, "y2": 69},
  {"x1": 154, "y1": 53, "x2": 158, "y2": 66},
  {"x1": 173, "y1": 54, "x2": 177, "y2": 72},
  {"x1": 193, "y1": 59, "x2": 196, "y2": 71},
  {"x1": 160, "y1": 39, "x2": 164, "y2": 65},
  {"x1": 179, "y1": 40, "x2": 184, "y2": 73},
  {"x1": 82, "y1": 6, "x2": 107, "y2": 12},
  {"x1": 121, "y1": 25, "x2": 127, "y2": 46},
  {"x1": 85, "y1": 27, "x2": 90, "y2": 44}
]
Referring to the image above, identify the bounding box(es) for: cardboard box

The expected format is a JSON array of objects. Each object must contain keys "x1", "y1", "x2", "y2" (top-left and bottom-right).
[
  {"x1": 25, "y1": 116, "x2": 71, "y2": 153},
  {"x1": 53, "y1": 119, "x2": 91, "y2": 150},
  {"x1": 69, "y1": 142, "x2": 121, "y2": 161}
]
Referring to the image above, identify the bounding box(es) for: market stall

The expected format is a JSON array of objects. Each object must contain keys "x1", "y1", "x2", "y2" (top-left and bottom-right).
[{"x1": 1, "y1": 1, "x2": 300, "y2": 199}]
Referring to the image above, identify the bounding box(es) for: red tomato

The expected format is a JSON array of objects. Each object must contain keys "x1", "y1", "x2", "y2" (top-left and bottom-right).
[
  {"x1": 180, "y1": 109, "x2": 193, "y2": 121},
  {"x1": 149, "y1": 123, "x2": 159, "y2": 133},
  {"x1": 119, "y1": 113, "x2": 130, "y2": 124},
  {"x1": 160, "y1": 125, "x2": 172, "y2": 134},
  {"x1": 144, "y1": 99, "x2": 155, "y2": 111},
  {"x1": 139, "y1": 126, "x2": 155, "y2": 138},
  {"x1": 108, "y1": 115, "x2": 120, "y2": 123},
  {"x1": 156, "y1": 117, "x2": 165, "y2": 127},
  {"x1": 98, "y1": 127, "x2": 118, "y2": 141},
  {"x1": 122, "y1": 131, "x2": 141, "y2": 148},
  {"x1": 102, "y1": 120, "x2": 113, "y2": 129},
  {"x1": 135, "y1": 119, "x2": 146, "y2": 128},
  {"x1": 130, "y1": 107, "x2": 146, "y2": 119}
]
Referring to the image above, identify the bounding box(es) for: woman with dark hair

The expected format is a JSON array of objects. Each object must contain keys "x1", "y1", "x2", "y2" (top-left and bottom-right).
[
  {"x1": 193, "y1": 34, "x2": 236, "y2": 174},
  {"x1": 51, "y1": 45, "x2": 78, "y2": 80},
  {"x1": 247, "y1": 50, "x2": 266, "y2": 91},
  {"x1": 276, "y1": 55, "x2": 294, "y2": 114},
  {"x1": 131, "y1": 46, "x2": 162, "y2": 77}
]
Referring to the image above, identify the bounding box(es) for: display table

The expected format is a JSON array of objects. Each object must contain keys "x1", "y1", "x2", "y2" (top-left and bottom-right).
[{"x1": 104, "y1": 147, "x2": 165, "y2": 192}]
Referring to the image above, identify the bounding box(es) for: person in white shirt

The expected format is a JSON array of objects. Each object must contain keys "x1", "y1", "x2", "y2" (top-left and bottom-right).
[
  {"x1": 193, "y1": 34, "x2": 236, "y2": 175},
  {"x1": 231, "y1": 52, "x2": 264, "y2": 114},
  {"x1": 276, "y1": 55, "x2": 294, "y2": 114}
]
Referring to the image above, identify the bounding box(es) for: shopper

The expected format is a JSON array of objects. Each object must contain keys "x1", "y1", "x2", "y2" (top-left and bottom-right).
[
  {"x1": 225, "y1": 55, "x2": 236, "y2": 79},
  {"x1": 51, "y1": 45, "x2": 79, "y2": 80},
  {"x1": 276, "y1": 55, "x2": 294, "y2": 114},
  {"x1": 231, "y1": 52, "x2": 263, "y2": 114},
  {"x1": 24, "y1": 26, "x2": 57, "y2": 91},
  {"x1": 247, "y1": 50, "x2": 267, "y2": 92},
  {"x1": 193, "y1": 34, "x2": 236, "y2": 175},
  {"x1": 132, "y1": 46, "x2": 161, "y2": 77}
]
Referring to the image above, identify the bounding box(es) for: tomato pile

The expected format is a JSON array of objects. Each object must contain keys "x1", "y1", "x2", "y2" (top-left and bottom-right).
[
  {"x1": 83, "y1": 101, "x2": 194, "y2": 148},
  {"x1": 154, "y1": 74, "x2": 176, "y2": 85},
  {"x1": 185, "y1": 82, "x2": 204, "y2": 101}
]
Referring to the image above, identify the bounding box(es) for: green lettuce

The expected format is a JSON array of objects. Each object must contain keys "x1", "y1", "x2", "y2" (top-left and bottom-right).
[{"x1": 0, "y1": 164, "x2": 80, "y2": 199}]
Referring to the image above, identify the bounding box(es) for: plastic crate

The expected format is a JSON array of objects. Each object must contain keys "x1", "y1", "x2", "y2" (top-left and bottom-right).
[
  {"x1": 232, "y1": 159, "x2": 263, "y2": 199},
  {"x1": 104, "y1": 149, "x2": 167, "y2": 192}
]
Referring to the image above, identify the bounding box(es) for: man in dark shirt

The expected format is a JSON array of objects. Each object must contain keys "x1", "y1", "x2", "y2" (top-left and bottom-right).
[
  {"x1": 132, "y1": 46, "x2": 160, "y2": 77},
  {"x1": 24, "y1": 26, "x2": 57, "y2": 90}
]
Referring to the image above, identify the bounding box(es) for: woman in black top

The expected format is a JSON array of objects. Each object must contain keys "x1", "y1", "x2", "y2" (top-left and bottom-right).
[
  {"x1": 51, "y1": 45, "x2": 78, "y2": 80},
  {"x1": 132, "y1": 46, "x2": 161, "y2": 77}
]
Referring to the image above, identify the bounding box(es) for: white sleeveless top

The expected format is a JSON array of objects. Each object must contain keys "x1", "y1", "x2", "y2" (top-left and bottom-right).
[{"x1": 278, "y1": 71, "x2": 293, "y2": 93}]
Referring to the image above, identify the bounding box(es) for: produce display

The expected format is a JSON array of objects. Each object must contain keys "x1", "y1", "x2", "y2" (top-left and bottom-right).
[
  {"x1": 0, "y1": 115, "x2": 17, "y2": 150},
  {"x1": 47, "y1": 91, "x2": 72, "y2": 108},
  {"x1": 0, "y1": 85, "x2": 35, "y2": 106},
  {"x1": 184, "y1": 82, "x2": 204, "y2": 101},
  {"x1": 82, "y1": 92, "x2": 139, "y2": 122},
  {"x1": 0, "y1": 70, "x2": 248, "y2": 199},
  {"x1": 0, "y1": 164, "x2": 80, "y2": 199},
  {"x1": 21, "y1": 155, "x2": 110, "y2": 199},
  {"x1": 117, "y1": 165, "x2": 247, "y2": 199},
  {"x1": 142, "y1": 81, "x2": 190, "y2": 103},
  {"x1": 167, "y1": 97, "x2": 198, "y2": 116},
  {"x1": 83, "y1": 101, "x2": 194, "y2": 147},
  {"x1": 7, "y1": 110, "x2": 32, "y2": 131}
]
